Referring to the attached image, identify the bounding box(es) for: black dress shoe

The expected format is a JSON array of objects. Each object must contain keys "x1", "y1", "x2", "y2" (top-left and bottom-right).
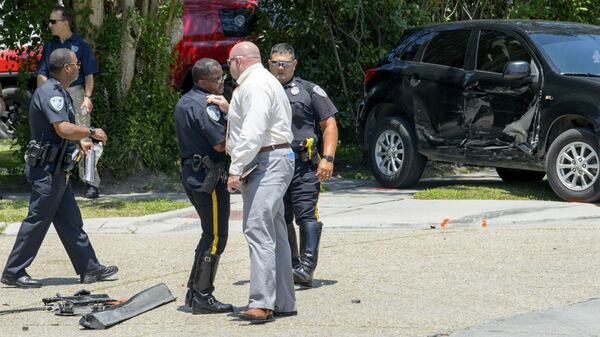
[
  {"x1": 191, "y1": 294, "x2": 233, "y2": 314},
  {"x1": 1, "y1": 275, "x2": 42, "y2": 288},
  {"x1": 80, "y1": 265, "x2": 118, "y2": 284}
]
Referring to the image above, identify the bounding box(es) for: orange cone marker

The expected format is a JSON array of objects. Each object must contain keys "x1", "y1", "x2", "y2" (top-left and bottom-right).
[
  {"x1": 481, "y1": 219, "x2": 488, "y2": 228},
  {"x1": 440, "y1": 218, "x2": 449, "y2": 229}
]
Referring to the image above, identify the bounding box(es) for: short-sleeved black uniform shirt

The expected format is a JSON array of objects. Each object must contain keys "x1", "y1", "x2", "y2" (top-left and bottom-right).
[
  {"x1": 283, "y1": 77, "x2": 337, "y2": 144},
  {"x1": 174, "y1": 86, "x2": 227, "y2": 188},
  {"x1": 29, "y1": 77, "x2": 76, "y2": 145}
]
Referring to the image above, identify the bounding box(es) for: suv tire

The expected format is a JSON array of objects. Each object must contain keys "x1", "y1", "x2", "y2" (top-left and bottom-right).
[
  {"x1": 0, "y1": 86, "x2": 29, "y2": 139},
  {"x1": 496, "y1": 167, "x2": 545, "y2": 182},
  {"x1": 369, "y1": 116, "x2": 426, "y2": 188},
  {"x1": 546, "y1": 128, "x2": 600, "y2": 202}
]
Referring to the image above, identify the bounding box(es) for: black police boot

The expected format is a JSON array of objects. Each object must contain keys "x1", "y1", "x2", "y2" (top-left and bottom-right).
[
  {"x1": 287, "y1": 222, "x2": 300, "y2": 268},
  {"x1": 191, "y1": 253, "x2": 233, "y2": 314},
  {"x1": 80, "y1": 264, "x2": 119, "y2": 284},
  {"x1": 85, "y1": 184, "x2": 99, "y2": 199},
  {"x1": 293, "y1": 221, "x2": 323, "y2": 287}
]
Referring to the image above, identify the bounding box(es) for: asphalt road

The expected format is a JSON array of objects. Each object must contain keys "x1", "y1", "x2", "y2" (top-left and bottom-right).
[{"x1": 1, "y1": 173, "x2": 600, "y2": 336}]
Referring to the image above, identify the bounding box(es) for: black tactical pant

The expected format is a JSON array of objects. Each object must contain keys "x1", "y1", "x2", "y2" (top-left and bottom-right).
[
  {"x1": 3, "y1": 165, "x2": 100, "y2": 279},
  {"x1": 284, "y1": 160, "x2": 321, "y2": 226},
  {"x1": 184, "y1": 181, "x2": 229, "y2": 288}
]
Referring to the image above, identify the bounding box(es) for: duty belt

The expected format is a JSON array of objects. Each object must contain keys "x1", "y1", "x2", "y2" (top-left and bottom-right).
[
  {"x1": 292, "y1": 138, "x2": 318, "y2": 163},
  {"x1": 259, "y1": 143, "x2": 290, "y2": 153},
  {"x1": 181, "y1": 154, "x2": 207, "y2": 172}
]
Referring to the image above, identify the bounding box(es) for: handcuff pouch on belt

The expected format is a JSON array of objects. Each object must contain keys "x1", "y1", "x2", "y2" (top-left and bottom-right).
[
  {"x1": 293, "y1": 137, "x2": 319, "y2": 165},
  {"x1": 199, "y1": 155, "x2": 228, "y2": 194}
]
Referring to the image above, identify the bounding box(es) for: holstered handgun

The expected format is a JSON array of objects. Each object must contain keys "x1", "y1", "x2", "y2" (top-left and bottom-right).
[
  {"x1": 199, "y1": 156, "x2": 226, "y2": 194},
  {"x1": 63, "y1": 148, "x2": 82, "y2": 174}
]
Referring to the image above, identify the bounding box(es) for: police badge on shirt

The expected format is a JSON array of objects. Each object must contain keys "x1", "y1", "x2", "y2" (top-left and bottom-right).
[
  {"x1": 206, "y1": 105, "x2": 221, "y2": 123},
  {"x1": 49, "y1": 96, "x2": 65, "y2": 113}
]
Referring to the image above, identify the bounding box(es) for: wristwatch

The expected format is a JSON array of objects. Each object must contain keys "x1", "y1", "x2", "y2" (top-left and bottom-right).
[
  {"x1": 89, "y1": 127, "x2": 96, "y2": 136},
  {"x1": 324, "y1": 155, "x2": 334, "y2": 163}
]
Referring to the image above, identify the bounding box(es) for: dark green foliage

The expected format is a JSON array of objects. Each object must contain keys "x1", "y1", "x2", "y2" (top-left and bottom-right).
[
  {"x1": 92, "y1": 5, "x2": 182, "y2": 177},
  {"x1": 1, "y1": 1, "x2": 182, "y2": 177}
]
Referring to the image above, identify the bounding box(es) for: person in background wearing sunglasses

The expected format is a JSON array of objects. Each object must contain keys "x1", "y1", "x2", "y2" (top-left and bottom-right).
[
  {"x1": 1, "y1": 48, "x2": 117, "y2": 288},
  {"x1": 268, "y1": 43, "x2": 339, "y2": 289},
  {"x1": 174, "y1": 58, "x2": 233, "y2": 314},
  {"x1": 36, "y1": 6, "x2": 102, "y2": 199}
]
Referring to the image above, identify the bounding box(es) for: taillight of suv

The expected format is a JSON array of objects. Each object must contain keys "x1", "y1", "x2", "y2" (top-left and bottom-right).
[{"x1": 364, "y1": 68, "x2": 377, "y2": 86}]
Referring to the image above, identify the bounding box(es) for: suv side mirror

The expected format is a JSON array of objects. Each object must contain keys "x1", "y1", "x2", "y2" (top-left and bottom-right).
[{"x1": 503, "y1": 61, "x2": 531, "y2": 81}]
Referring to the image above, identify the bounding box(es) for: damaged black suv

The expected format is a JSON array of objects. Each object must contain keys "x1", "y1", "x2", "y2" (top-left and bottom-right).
[{"x1": 357, "y1": 20, "x2": 600, "y2": 202}]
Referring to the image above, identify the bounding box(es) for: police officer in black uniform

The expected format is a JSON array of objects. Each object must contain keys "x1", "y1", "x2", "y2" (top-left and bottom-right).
[
  {"x1": 269, "y1": 43, "x2": 339, "y2": 288},
  {"x1": 0, "y1": 48, "x2": 118, "y2": 288},
  {"x1": 174, "y1": 58, "x2": 233, "y2": 314}
]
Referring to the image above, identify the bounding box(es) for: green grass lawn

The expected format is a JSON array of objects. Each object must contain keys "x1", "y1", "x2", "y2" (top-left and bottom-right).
[
  {"x1": 0, "y1": 198, "x2": 191, "y2": 224},
  {"x1": 414, "y1": 180, "x2": 560, "y2": 201},
  {"x1": 0, "y1": 139, "x2": 27, "y2": 193}
]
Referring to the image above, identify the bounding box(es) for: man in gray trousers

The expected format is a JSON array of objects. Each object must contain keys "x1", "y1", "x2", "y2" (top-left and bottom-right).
[{"x1": 226, "y1": 41, "x2": 297, "y2": 323}]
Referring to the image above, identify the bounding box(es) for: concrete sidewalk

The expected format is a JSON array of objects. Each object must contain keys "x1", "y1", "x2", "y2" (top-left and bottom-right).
[{"x1": 6, "y1": 172, "x2": 600, "y2": 236}]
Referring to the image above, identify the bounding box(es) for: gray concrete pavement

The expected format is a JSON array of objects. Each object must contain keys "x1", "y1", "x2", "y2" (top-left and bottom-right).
[{"x1": 2, "y1": 171, "x2": 600, "y2": 336}]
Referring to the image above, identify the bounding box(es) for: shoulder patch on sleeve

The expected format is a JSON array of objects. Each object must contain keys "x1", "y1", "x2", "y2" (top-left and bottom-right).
[
  {"x1": 206, "y1": 105, "x2": 221, "y2": 122},
  {"x1": 312, "y1": 85, "x2": 328, "y2": 97},
  {"x1": 49, "y1": 96, "x2": 65, "y2": 112}
]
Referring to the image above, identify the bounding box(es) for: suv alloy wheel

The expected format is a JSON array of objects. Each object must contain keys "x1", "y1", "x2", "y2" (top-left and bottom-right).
[
  {"x1": 369, "y1": 116, "x2": 426, "y2": 188},
  {"x1": 546, "y1": 128, "x2": 600, "y2": 202}
]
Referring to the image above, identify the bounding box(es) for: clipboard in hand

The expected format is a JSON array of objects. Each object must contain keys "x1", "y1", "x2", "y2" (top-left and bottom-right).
[{"x1": 240, "y1": 163, "x2": 258, "y2": 182}]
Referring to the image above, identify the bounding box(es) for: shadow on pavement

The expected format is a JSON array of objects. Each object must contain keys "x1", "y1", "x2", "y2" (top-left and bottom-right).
[
  {"x1": 39, "y1": 277, "x2": 80, "y2": 286},
  {"x1": 232, "y1": 278, "x2": 337, "y2": 289}
]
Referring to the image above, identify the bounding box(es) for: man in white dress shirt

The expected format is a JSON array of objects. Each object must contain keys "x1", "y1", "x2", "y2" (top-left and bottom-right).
[{"x1": 226, "y1": 41, "x2": 296, "y2": 323}]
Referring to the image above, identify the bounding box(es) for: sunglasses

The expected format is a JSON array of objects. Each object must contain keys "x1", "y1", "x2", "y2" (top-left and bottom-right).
[
  {"x1": 49, "y1": 19, "x2": 66, "y2": 25},
  {"x1": 65, "y1": 61, "x2": 81, "y2": 68},
  {"x1": 269, "y1": 60, "x2": 294, "y2": 68},
  {"x1": 227, "y1": 55, "x2": 260, "y2": 66},
  {"x1": 202, "y1": 74, "x2": 227, "y2": 83}
]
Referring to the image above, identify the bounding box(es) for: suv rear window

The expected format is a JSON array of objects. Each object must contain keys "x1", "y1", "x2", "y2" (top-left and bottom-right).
[
  {"x1": 422, "y1": 30, "x2": 470, "y2": 68},
  {"x1": 398, "y1": 32, "x2": 434, "y2": 62},
  {"x1": 220, "y1": 8, "x2": 257, "y2": 37},
  {"x1": 477, "y1": 30, "x2": 531, "y2": 73}
]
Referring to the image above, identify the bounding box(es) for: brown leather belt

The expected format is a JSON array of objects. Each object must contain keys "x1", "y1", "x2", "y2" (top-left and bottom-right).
[{"x1": 259, "y1": 143, "x2": 290, "y2": 153}]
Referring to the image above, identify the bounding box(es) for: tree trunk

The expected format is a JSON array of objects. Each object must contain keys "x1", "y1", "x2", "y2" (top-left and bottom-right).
[
  {"x1": 140, "y1": 0, "x2": 149, "y2": 17},
  {"x1": 149, "y1": 0, "x2": 159, "y2": 18},
  {"x1": 88, "y1": 0, "x2": 104, "y2": 27},
  {"x1": 120, "y1": 0, "x2": 137, "y2": 95}
]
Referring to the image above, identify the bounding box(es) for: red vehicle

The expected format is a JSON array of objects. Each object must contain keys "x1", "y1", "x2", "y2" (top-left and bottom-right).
[
  {"x1": 0, "y1": 0, "x2": 258, "y2": 138},
  {"x1": 172, "y1": 0, "x2": 258, "y2": 92},
  {"x1": 0, "y1": 47, "x2": 38, "y2": 138}
]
